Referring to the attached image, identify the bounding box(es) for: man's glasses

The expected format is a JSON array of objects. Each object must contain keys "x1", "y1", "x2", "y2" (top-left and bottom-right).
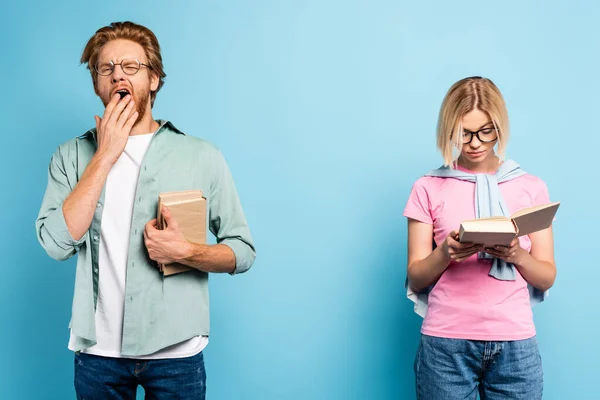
[{"x1": 94, "y1": 58, "x2": 151, "y2": 76}]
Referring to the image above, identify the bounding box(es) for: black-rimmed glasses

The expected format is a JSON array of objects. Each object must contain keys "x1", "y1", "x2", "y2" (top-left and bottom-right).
[{"x1": 461, "y1": 127, "x2": 498, "y2": 144}]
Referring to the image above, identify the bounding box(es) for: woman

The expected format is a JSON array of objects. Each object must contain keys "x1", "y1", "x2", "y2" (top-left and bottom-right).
[{"x1": 403, "y1": 76, "x2": 556, "y2": 399}]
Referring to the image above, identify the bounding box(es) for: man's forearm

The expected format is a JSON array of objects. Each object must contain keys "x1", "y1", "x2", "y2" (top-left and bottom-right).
[
  {"x1": 63, "y1": 153, "x2": 113, "y2": 241},
  {"x1": 179, "y1": 243, "x2": 237, "y2": 273}
]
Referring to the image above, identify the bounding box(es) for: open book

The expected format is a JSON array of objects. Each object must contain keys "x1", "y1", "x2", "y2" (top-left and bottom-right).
[
  {"x1": 458, "y1": 201, "x2": 560, "y2": 246},
  {"x1": 156, "y1": 190, "x2": 207, "y2": 276}
]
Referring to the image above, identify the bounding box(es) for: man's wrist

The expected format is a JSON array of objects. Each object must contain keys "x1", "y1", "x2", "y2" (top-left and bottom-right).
[
  {"x1": 92, "y1": 151, "x2": 117, "y2": 169},
  {"x1": 177, "y1": 241, "x2": 196, "y2": 263}
]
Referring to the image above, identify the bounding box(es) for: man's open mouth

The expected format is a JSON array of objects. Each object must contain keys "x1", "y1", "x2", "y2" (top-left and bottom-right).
[{"x1": 116, "y1": 89, "x2": 131, "y2": 99}]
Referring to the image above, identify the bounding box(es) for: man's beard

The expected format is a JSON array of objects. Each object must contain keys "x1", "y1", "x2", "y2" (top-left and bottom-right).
[
  {"x1": 133, "y1": 90, "x2": 150, "y2": 126},
  {"x1": 101, "y1": 89, "x2": 150, "y2": 126}
]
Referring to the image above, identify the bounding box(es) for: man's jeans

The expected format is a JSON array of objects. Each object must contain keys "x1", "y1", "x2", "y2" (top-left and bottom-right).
[
  {"x1": 74, "y1": 351, "x2": 206, "y2": 399},
  {"x1": 414, "y1": 334, "x2": 543, "y2": 400}
]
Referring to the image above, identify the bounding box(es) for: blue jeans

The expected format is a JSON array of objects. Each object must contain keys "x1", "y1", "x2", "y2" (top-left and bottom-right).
[
  {"x1": 74, "y1": 351, "x2": 206, "y2": 399},
  {"x1": 414, "y1": 334, "x2": 543, "y2": 400}
]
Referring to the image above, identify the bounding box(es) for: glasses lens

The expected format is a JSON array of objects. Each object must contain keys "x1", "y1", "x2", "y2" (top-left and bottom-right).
[
  {"x1": 122, "y1": 59, "x2": 141, "y2": 75},
  {"x1": 96, "y1": 61, "x2": 113, "y2": 76},
  {"x1": 478, "y1": 128, "x2": 497, "y2": 142}
]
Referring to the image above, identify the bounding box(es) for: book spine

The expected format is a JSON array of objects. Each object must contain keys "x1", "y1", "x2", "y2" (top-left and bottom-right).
[{"x1": 511, "y1": 218, "x2": 520, "y2": 236}]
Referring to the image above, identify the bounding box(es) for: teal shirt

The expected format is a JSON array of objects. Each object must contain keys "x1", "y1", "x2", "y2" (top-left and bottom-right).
[{"x1": 35, "y1": 120, "x2": 256, "y2": 356}]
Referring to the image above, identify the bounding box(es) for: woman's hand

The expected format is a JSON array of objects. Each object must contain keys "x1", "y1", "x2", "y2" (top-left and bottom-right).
[
  {"x1": 484, "y1": 237, "x2": 526, "y2": 265},
  {"x1": 441, "y1": 230, "x2": 484, "y2": 263}
]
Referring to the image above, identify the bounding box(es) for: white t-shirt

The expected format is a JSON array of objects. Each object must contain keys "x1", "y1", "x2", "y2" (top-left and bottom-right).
[{"x1": 68, "y1": 133, "x2": 208, "y2": 359}]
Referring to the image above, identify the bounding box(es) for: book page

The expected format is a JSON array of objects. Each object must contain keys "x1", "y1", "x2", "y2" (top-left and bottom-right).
[
  {"x1": 511, "y1": 201, "x2": 560, "y2": 219},
  {"x1": 461, "y1": 216, "x2": 510, "y2": 223},
  {"x1": 459, "y1": 219, "x2": 516, "y2": 246},
  {"x1": 512, "y1": 202, "x2": 560, "y2": 237},
  {"x1": 460, "y1": 230, "x2": 516, "y2": 247},
  {"x1": 159, "y1": 190, "x2": 204, "y2": 203}
]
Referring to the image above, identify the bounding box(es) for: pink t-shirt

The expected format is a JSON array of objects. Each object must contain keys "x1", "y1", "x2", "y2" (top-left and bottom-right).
[{"x1": 403, "y1": 165, "x2": 550, "y2": 341}]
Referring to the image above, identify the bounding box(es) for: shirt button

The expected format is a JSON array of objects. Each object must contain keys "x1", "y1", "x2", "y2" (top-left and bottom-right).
[
  {"x1": 93, "y1": 235, "x2": 98, "y2": 242},
  {"x1": 93, "y1": 267, "x2": 98, "y2": 273},
  {"x1": 96, "y1": 203, "x2": 101, "y2": 208}
]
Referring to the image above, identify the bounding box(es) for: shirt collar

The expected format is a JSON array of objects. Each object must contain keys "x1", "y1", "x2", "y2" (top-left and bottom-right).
[{"x1": 82, "y1": 119, "x2": 185, "y2": 143}]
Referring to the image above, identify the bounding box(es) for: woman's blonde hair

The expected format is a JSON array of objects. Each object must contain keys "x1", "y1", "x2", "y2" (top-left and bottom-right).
[
  {"x1": 80, "y1": 21, "x2": 166, "y2": 107},
  {"x1": 436, "y1": 76, "x2": 509, "y2": 167}
]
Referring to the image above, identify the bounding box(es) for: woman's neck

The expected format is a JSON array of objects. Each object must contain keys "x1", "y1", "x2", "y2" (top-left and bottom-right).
[{"x1": 457, "y1": 154, "x2": 501, "y2": 173}]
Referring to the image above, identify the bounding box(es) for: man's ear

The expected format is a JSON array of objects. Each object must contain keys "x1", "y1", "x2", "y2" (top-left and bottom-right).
[{"x1": 150, "y1": 71, "x2": 160, "y2": 92}]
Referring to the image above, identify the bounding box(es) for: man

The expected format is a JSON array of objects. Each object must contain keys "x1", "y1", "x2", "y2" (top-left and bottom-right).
[{"x1": 35, "y1": 21, "x2": 255, "y2": 399}]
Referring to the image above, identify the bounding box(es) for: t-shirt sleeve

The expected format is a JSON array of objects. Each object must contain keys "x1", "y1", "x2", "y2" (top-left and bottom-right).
[
  {"x1": 532, "y1": 178, "x2": 551, "y2": 206},
  {"x1": 527, "y1": 175, "x2": 557, "y2": 223},
  {"x1": 403, "y1": 178, "x2": 433, "y2": 224}
]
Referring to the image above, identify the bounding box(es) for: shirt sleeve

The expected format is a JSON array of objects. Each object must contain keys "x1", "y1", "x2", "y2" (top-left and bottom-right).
[
  {"x1": 532, "y1": 178, "x2": 551, "y2": 206},
  {"x1": 531, "y1": 177, "x2": 556, "y2": 223},
  {"x1": 35, "y1": 145, "x2": 86, "y2": 261},
  {"x1": 403, "y1": 178, "x2": 433, "y2": 224},
  {"x1": 208, "y1": 148, "x2": 256, "y2": 275}
]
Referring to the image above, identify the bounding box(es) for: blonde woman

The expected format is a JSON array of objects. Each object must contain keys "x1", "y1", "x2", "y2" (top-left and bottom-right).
[{"x1": 403, "y1": 76, "x2": 556, "y2": 399}]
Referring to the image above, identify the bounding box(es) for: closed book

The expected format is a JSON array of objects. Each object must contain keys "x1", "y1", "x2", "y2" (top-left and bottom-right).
[{"x1": 157, "y1": 190, "x2": 206, "y2": 276}]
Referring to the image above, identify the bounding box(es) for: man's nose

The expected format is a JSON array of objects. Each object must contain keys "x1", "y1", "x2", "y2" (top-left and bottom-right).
[{"x1": 110, "y1": 64, "x2": 126, "y2": 83}]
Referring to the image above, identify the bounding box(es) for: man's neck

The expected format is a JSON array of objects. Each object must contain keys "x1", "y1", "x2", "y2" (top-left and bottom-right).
[{"x1": 130, "y1": 115, "x2": 159, "y2": 136}]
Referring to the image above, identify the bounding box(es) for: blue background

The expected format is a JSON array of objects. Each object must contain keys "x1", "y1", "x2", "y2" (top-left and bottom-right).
[{"x1": 1, "y1": 0, "x2": 598, "y2": 399}]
